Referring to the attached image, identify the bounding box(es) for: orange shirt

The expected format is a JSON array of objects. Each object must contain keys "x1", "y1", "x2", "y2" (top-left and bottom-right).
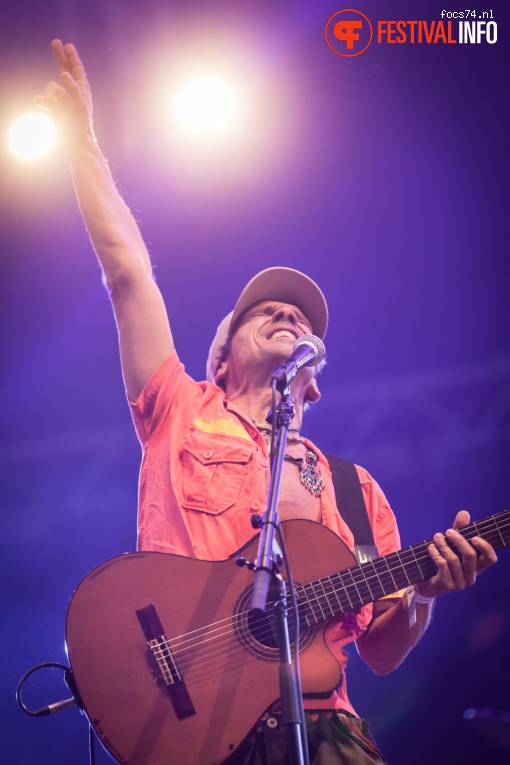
[{"x1": 129, "y1": 350, "x2": 401, "y2": 716}]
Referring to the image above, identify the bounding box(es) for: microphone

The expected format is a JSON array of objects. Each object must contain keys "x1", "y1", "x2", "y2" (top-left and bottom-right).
[
  {"x1": 272, "y1": 334, "x2": 326, "y2": 391},
  {"x1": 34, "y1": 697, "x2": 77, "y2": 717}
]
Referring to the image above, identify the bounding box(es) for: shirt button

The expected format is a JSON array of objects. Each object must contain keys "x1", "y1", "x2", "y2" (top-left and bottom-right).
[
  {"x1": 251, "y1": 501, "x2": 261, "y2": 511},
  {"x1": 266, "y1": 717, "x2": 278, "y2": 729},
  {"x1": 203, "y1": 450, "x2": 213, "y2": 459},
  {"x1": 248, "y1": 428, "x2": 257, "y2": 438},
  {"x1": 259, "y1": 458, "x2": 269, "y2": 468}
]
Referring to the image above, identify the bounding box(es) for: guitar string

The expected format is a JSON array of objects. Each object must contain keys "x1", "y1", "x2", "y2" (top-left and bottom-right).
[
  {"x1": 150, "y1": 528, "x2": 510, "y2": 686},
  {"x1": 153, "y1": 552, "x2": 508, "y2": 687},
  {"x1": 163, "y1": 517, "x2": 510, "y2": 662},
  {"x1": 150, "y1": 518, "x2": 510, "y2": 679},
  {"x1": 156, "y1": 532, "x2": 490, "y2": 682},
  {"x1": 164, "y1": 514, "x2": 510, "y2": 653}
]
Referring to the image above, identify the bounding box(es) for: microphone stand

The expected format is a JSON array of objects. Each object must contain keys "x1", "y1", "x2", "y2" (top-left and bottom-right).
[{"x1": 249, "y1": 377, "x2": 309, "y2": 765}]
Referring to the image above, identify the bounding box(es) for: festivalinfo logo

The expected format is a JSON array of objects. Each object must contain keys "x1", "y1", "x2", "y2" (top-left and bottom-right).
[{"x1": 325, "y1": 8, "x2": 497, "y2": 57}]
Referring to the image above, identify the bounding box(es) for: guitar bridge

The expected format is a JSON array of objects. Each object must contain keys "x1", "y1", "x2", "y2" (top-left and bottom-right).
[
  {"x1": 136, "y1": 603, "x2": 196, "y2": 719},
  {"x1": 147, "y1": 634, "x2": 180, "y2": 685}
]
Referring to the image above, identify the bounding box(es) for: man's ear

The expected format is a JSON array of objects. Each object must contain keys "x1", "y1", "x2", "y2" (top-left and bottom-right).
[
  {"x1": 214, "y1": 358, "x2": 229, "y2": 387},
  {"x1": 304, "y1": 377, "x2": 321, "y2": 404}
]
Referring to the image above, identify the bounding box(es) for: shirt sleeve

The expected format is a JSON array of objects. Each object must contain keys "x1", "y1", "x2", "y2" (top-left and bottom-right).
[{"x1": 128, "y1": 349, "x2": 202, "y2": 445}]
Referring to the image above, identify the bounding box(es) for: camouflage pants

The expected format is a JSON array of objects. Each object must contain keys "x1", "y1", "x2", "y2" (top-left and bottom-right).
[{"x1": 225, "y1": 710, "x2": 390, "y2": 765}]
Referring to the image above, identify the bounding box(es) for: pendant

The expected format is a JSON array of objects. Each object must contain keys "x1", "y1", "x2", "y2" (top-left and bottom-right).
[{"x1": 299, "y1": 451, "x2": 325, "y2": 497}]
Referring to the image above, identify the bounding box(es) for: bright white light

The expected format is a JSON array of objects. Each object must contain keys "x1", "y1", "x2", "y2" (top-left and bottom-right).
[
  {"x1": 174, "y1": 78, "x2": 236, "y2": 135},
  {"x1": 8, "y1": 113, "x2": 57, "y2": 160}
]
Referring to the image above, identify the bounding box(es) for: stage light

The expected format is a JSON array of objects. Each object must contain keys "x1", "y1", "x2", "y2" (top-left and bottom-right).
[
  {"x1": 8, "y1": 113, "x2": 57, "y2": 160},
  {"x1": 174, "y1": 77, "x2": 236, "y2": 135}
]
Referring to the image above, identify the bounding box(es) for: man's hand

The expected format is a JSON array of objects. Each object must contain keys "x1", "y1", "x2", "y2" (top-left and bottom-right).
[
  {"x1": 415, "y1": 510, "x2": 497, "y2": 599},
  {"x1": 35, "y1": 40, "x2": 94, "y2": 151}
]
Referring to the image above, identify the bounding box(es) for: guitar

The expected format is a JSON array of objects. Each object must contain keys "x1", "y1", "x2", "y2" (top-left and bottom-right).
[{"x1": 65, "y1": 512, "x2": 509, "y2": 765}]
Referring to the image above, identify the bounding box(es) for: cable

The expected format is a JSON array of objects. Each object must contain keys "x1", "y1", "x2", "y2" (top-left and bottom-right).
[
  {"x1": 89, "y1": 722, "x2": 97, "y2": 765},
  {"x1": 17, "y1": 662, "x2": 96, "y2": 765},
  {"x1": 16, "y1": 662, "x2": 76, "y2": 717}
]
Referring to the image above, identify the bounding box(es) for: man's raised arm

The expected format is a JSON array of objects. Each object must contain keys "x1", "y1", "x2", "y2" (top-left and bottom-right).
[{"x1": 36, "y1": 40, "x2": 173, "y2": 401}]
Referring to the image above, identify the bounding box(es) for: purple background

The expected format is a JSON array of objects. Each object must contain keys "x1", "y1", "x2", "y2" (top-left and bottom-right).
[{"x1": 1, "y1": 1, "x2": 509, "y2": 763}]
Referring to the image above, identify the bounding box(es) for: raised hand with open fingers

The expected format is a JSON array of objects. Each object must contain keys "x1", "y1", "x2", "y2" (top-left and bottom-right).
[{"x1": 35, "y1": 40, "x2": 94, "y2": 151}]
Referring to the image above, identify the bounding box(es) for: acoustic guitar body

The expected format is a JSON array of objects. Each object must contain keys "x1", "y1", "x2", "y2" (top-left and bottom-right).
[{"x1": 66, "y1": 520, "x2": 356, "y2": 765}]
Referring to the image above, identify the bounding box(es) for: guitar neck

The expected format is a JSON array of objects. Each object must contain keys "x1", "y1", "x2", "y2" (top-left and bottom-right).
[{"x1": 298, "y1": 509, "x2": 510, "y2": 627}]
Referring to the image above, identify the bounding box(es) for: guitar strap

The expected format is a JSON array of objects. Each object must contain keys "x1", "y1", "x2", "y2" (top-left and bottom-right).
[
  {"x1": 323, "y1": 453, "x2": 379, "y2": 565},
  {"x1": 303, "y1": 454, "x2": 379, "y2": 700}
]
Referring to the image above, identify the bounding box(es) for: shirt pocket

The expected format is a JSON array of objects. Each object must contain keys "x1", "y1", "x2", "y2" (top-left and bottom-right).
[{"x1": 178, "y1": 430, "x2": 256, "y2": 515}]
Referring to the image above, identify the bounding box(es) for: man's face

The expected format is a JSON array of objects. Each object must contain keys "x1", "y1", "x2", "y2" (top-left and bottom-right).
[
  {"x1": 234, "y1": 299, "x2": 312, "y2": 358},
  {"x1": 216, "y1": 300, "x2": 319, "y2": 399}
]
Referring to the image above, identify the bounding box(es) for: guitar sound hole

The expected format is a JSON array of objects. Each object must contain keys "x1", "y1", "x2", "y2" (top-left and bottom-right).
[
  {"x1": 234, "y1": 588, "x2": 315, "y2": 662},
  {"x1": 247, "y1": 604, "x2": 298, "y2": 649}
]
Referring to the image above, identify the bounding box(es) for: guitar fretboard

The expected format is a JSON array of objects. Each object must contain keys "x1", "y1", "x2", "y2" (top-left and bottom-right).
[{"x1": 298, "y1": 509, "x2": 510, "y2": 627}]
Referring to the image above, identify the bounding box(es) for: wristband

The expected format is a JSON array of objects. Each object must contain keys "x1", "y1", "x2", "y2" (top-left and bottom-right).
[
  {"x1": 413, "y1": 589, "x2": 436, "y2": 605},
  {"x1": 407, "y1": 587, "x2": 435, "y2": 628}
]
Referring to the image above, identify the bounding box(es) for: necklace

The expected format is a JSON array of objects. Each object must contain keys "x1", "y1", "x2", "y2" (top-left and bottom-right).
[
  {"x1": 284, "y1": 452, "x2": 325, "y2": 497},
  {"x1": 256, "y1": 425, "x2": 300, "y2": 435},
  {"x1": 256, "y1": 426, "x2": 325, "y2": 497},
  {"x1": 256, "y1": 425, "x2": 302, "y2": 444}
]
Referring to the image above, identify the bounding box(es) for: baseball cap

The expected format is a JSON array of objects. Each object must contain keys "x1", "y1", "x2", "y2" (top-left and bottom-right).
[{"x1": 206, "y1": 267, "x2": 328, "y2": 383}]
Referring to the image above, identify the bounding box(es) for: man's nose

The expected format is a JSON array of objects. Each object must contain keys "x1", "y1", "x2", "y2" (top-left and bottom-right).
[{"x1": 273, "y1": 308, "x2": 298, "y2": 325}]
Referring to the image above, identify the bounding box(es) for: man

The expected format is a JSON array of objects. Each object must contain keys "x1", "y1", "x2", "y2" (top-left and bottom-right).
[{"x1": 38, "y1": 40, "x2": 497, "y2": 764}]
